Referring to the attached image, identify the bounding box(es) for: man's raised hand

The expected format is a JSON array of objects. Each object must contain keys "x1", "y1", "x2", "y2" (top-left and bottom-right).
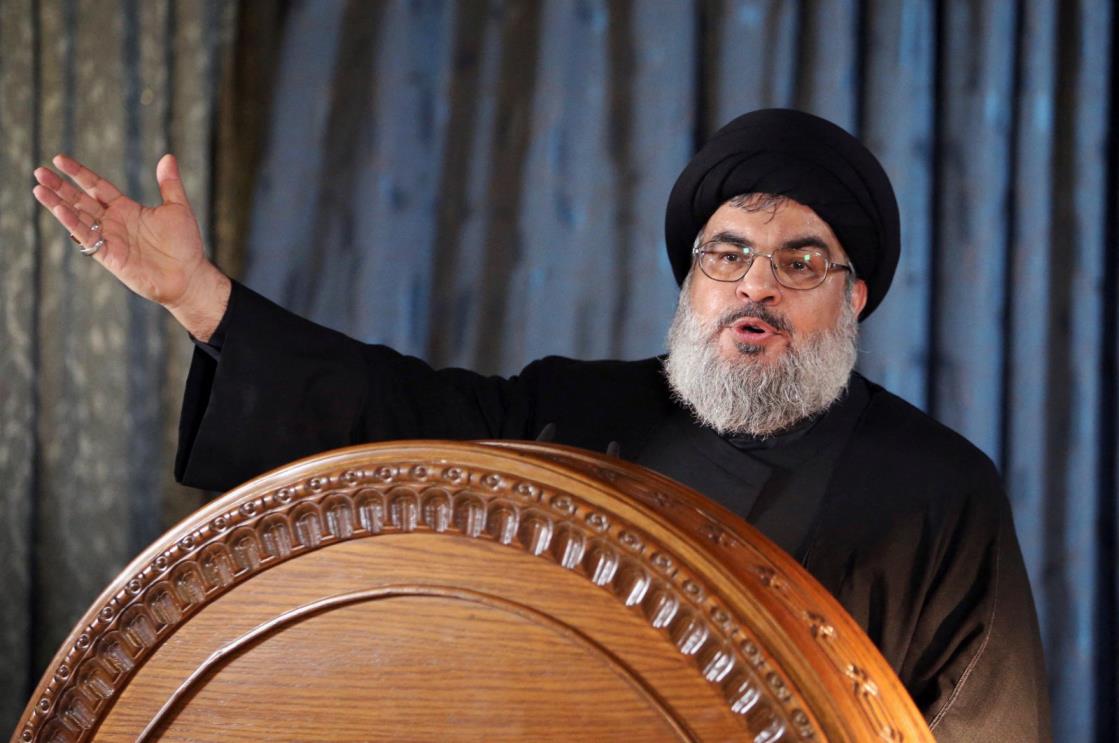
[{"x1": 32, "y1": 153, "x2": 231, "y2": 341}]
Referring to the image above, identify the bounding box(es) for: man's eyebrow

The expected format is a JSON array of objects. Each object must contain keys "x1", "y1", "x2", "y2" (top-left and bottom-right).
[
  {"x1": 780, "y1": 235, "x2": 832, "y2": 253},
  {"x1": 706, "y1": 230, "x2": 752, "y2": 245},
  {"x1": 706, "y1": 231, "x2": 834, "y2": 254}
]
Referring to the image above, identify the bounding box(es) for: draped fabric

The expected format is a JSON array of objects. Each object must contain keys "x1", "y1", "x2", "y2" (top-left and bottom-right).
[
  {"x1": 1, "y1": 1, "x2": 1115, "y2": 740},
  {"x1": 0, "y1": 0, "x2": 238, "y2": 730}
]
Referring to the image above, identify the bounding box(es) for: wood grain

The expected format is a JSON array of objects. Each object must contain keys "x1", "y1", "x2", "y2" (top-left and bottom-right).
[{"x1": 13, "y1": 441, "x2": 933, "y2": 742}]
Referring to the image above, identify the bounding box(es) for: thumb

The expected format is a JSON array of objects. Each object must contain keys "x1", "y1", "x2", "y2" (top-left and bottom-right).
[{"x1": 156, "y1": 153, "x2": 192, "y2": 207}]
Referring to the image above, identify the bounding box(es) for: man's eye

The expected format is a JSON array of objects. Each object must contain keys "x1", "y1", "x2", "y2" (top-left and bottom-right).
[
  {"x1": 715, "y1": 251, "x2": 742, "y2": 263},
  {"x1": 779, "y1": 251, "x2": 822, "y2": 272}
]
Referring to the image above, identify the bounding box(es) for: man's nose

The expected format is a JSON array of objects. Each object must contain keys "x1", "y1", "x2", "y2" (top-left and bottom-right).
[{"x1": 736, "y1": 255, "x2": 780, "y2": 304}]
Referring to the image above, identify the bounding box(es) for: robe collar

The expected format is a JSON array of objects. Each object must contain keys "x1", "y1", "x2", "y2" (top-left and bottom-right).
[{"x1": 632, "y1": 373, "x2": 870, "y2": 521}]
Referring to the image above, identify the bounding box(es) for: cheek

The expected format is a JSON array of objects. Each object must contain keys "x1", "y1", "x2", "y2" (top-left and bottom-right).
[
  {"x1": 688, "y1": 280, "x2": 732, "y2": 321},
  {"x1": 788, "y1": 294, "x2": 848, "y2": 336}
]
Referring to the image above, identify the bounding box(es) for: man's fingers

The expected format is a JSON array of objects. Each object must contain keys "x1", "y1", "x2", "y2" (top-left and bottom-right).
[
  {"x1": 49, "y1": 200, "x2": 93, "y2": 237},
  {"x1": 32, "y1": 182, "x2": 111, "y2": 264},
  {"x1": 52, "y1": 154, "x2": 123, "y2": 205},
  {"x1": 36, "y1": 189, "x2": 109, "y2": 257},
  {"x1": 155, "y1": 153, "x2": 191, "y2": 208},
  {"x1": 32, "y1": 185, "x2": 91, "y2": 234},
  {"x1": 32, "y1": 183, "x2": 64, "y2": 211},
  {"x1": 73, "y1": 208, "x2": 99, "y2": 231},
  {"x1": 34, "y1": 166, "x2": 106, "y2": 218}
]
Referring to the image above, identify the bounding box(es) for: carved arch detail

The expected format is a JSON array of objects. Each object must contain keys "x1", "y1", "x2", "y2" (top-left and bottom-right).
[{"x1": 17, "y1": 441, "x2": 929, "y2": 743}]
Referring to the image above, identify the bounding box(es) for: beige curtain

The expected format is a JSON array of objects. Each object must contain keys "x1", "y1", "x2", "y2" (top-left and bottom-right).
[{"x1": 0, "y1": 0, "x2": 250, "y2": 729}]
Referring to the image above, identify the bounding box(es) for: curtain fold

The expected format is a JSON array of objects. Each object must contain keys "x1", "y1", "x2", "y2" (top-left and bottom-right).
[
  {"x1": 0, "y1": 0, "x2": 237, "y2": 730},
  {"x1": 239, "y1": 3, "x2": 1118, "y2": 739}
]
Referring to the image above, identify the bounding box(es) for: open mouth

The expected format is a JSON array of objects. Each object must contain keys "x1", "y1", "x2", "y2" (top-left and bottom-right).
[{"x1": 733, "y1": 318, "x2": 780, "y2": 339}]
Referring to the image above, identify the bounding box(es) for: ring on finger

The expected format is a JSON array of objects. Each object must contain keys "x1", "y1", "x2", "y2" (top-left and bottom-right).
[
  {"x1": 79, "y1": 238, "x2": 105, "y2": 257},
  {"x1": 90, "y1": 220, "x2": 101, "y2": 232}
]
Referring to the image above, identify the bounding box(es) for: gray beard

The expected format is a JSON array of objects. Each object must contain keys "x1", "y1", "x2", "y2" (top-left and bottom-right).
[{"x1": 663, "y1": 283, "x2": 859, "y2": 438}]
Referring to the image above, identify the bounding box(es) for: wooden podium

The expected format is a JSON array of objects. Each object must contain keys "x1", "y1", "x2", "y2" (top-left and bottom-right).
[{"x1": 14, "y1": 441, "x2": 933, "y2": 742}]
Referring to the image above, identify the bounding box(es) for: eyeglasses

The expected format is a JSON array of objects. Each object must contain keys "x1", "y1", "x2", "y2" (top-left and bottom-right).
[{"x1": 692, "y1": 240, "x2": 853, "y2": 290}]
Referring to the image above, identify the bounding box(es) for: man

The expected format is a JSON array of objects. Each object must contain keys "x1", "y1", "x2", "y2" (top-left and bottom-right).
[{"x1": 32, "y1": 109, "x2": 1050, "y2": 740}]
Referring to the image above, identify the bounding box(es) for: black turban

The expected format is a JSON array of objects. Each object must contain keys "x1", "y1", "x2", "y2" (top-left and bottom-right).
[{"x1": 665, "y1": 108, "x2": 900, "y2": 319}]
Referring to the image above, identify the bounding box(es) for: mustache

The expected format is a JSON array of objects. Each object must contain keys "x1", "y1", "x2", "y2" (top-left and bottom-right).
[{"x1": 717, "y1": 304, "x2": 792, "y2": 335}]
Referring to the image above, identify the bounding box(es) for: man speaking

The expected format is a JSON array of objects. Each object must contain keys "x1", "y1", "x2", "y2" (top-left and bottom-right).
[{"x1": 32, "y1": 108, "x2": 1050, "y2": 741}]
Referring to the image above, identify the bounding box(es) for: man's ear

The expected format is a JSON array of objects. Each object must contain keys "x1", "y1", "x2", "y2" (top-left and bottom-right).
[{"x1": 851, "y1": 278, "x2": 868, "y2": 317}]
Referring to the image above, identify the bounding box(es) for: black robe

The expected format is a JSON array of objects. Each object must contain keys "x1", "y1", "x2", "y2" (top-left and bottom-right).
[{"x1": 177, "y1": 282, "x2": 1051, "y2": 741}]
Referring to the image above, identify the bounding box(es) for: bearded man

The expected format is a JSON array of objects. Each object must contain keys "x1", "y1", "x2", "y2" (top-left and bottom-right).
[{"x1": 32, "y1": 108, "x2": 1050, "y2": 741}]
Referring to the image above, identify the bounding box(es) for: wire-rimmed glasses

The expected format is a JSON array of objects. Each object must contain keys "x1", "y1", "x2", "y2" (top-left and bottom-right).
[{"x1": 692, "y1": 240, "x2": 853, "y2": 290}]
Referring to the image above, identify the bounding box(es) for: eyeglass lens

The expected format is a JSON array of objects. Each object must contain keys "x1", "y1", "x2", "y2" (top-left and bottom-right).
[{"x1": 699, "y1": 243, "x2": 829, "y2": 288}]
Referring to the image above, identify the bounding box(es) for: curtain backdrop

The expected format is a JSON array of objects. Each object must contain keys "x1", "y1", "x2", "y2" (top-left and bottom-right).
[
  {"x1": 245, "y1": 4, "x2": 1116, "y2": 735},
  {"x1": 2, "y1": 1, "x2": 1115, "y2": 740},
  {"x1": 0, "y1": 0, "x2": 239, "y2": 731}
]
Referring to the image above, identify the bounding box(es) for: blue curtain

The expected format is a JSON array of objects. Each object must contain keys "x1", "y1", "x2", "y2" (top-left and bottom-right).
[{"x1": 241, "y1": 1, "x2": 1116, "y2": 739}]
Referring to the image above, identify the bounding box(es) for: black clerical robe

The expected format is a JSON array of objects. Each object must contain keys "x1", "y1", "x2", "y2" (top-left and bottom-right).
[{"x1": 177, "y1": 282, "x2": 1050, "y2": 741}]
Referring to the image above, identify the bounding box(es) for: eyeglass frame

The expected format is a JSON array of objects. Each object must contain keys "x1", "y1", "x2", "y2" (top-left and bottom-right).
[{"x1": 690, "y1": 239, "x2": 855, "y2": 290}]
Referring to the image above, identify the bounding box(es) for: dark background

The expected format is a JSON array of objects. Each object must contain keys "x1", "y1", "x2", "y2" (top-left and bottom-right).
[{"x1": 1, "y1": 0, "x2": 1115, "y2": 739}]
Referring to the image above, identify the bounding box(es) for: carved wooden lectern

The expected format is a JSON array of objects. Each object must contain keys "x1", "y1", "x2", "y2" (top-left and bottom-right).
[{"x1": 15, "y1": 441, "x2": 933, "y2": 742}]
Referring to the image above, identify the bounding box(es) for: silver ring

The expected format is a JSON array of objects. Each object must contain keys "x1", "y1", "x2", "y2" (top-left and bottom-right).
[
  {"x1": 90, "y1": 220, "x2": 101, "y2": 232},
  {"x1": 80, "y1": 238, "x2": 105, "y2": 256}
]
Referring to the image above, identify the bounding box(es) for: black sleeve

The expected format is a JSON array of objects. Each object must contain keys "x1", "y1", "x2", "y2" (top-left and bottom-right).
[
  {"x1": 805, "y1": 393, "x2": 1051, "y2": 743},
  {"x1": 175, "y1": 281, "x2": 542, "y2": 492},
  {"x1": 912, "y1": 487, "x2": 1052, "y2": 742},
  {"x1": 187, "y1": 293, "x2": 232, "y2": 360}
]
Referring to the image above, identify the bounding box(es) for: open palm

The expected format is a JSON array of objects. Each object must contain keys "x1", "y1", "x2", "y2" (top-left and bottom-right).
[{"x1": 33, "y1": 153, "x2": 207, "y2": 309}]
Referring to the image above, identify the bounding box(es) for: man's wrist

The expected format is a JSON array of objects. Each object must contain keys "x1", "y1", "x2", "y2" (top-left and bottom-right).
[{"x1": 166, "y1": 263, "x2": 232, "y2": 342}]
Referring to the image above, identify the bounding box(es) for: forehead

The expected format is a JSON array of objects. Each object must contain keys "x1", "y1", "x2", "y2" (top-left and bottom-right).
[{"x1": 703, "y1": 198, "x2": 850, "y2": 261}]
